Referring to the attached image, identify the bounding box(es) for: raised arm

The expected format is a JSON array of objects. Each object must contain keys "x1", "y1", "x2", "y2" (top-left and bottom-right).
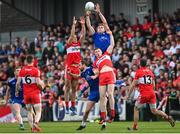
[
  {"x1": 106, "y1": 31, "x2": 115, "y2": 54},
  {"x1": 95, "y1": 3, "x2": 110, "y2": 31},
  {"x1": 67, "y1": 17, "x2": 77, "y2": 44},
  {"x1": 79, "y1": 16, "x2": 86, "y2": 43},
  {"x1": 86, "y1": 11, "x2": 95, "y2": 35},
  {"x1": 126, "y1": 79, "x2": 138, "y2": 99}
]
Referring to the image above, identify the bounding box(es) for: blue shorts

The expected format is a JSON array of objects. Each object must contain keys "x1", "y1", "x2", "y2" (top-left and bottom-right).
[
  {"x1": 9, "y1": 99, "x2": 25, "y2": 107},
  {"x1": 88, "y1": 91, "x2": 99, "y2": 103}
]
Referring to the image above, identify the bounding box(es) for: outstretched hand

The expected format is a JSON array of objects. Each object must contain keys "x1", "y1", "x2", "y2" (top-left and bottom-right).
[
  {"x1": 73, "y1": 16, "x2": 77, "y2": 25},
  {"x1": 79, "y1": 16, "x2": 85, "y2": 25},
  {"x1": 95, "y1": 3, "x2": 100, "y2": 13}
]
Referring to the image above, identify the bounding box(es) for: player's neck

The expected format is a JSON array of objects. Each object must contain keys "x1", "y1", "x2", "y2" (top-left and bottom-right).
[{"x1": 27, "y1": 63, "x2": 34, "y2": 66}]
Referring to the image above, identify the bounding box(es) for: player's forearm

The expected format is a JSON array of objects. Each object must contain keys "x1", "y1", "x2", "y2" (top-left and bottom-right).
[
  {"x1": 70, "y1": 24, "x2": 76, "y2": 36},
  {"x1": 5, "y1": 89, "x2": 9, "y2": 103},
  {"x1": 98, "y1": 11, "x2": 108, "y2": 25},
  {"x1": 110, "y1": 34, "x2": 115, "y2": 48},
  {"x1": 80, "y1": 24, "x2": 86, "y2": 42},
  {"x1": 86, "y1": 15, "x2": 95, "y2": 35},
  {"x1": 107, "y1": 33, "x2": 115, "y2": 54},
  {"x1": 15, "y1": 83, "x2": 20, "y2": 93},
  {"x1": 127, "y1": 81, "x2": 135, "y2": 97}
]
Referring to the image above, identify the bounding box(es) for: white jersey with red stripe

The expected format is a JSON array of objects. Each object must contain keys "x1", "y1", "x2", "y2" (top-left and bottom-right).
[
  {"x1": 19, "y1": 65, "x2": 41, "y2": 96},
  {"x1": 93, "y1": 51, "x2": 113, "y2": 71},
  {"x1": 65, "y1": 41, "x2": 81, "y2": 67}
]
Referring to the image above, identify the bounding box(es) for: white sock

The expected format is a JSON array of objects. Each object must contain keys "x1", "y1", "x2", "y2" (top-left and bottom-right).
[
  {"x1": 81, "y1": 121, "x2": 86, "y2": 126},
  {"x1": 103, "y1": 122, "x2": 106, "y2": 125}
]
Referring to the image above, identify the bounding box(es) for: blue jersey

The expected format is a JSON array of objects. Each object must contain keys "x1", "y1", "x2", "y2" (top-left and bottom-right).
[
  {"x1": 8, "y1": 78, "x2": 23, "y2": 102},
  {"x1": 81, "y1": 67, "x2": 99, "y2": 102},
  {"x1": 81, "y1": 67, "x2": 99, "y2": 92},
  {"x1": 93, "y1": 32, "x2": 110, "y2": 53}
]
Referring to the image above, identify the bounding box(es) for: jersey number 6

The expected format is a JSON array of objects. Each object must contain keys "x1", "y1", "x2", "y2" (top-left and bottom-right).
[{"x1": 25, "y1": 75, "x2": 32, "y2": 84}]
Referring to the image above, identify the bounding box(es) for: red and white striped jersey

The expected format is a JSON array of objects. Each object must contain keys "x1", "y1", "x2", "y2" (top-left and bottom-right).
[
  {"x1": 65, "y1": 41, "x2": 81, "y2": 66},
  {"x1": 93, "y1": 51, "x2": 113, "y2": 71},
  {"x1": 19, "y1": 65, "x2": 41, "y2": 96},
  {"x1": 134, "y1": 67, "x2": 155, "y2": 95}
]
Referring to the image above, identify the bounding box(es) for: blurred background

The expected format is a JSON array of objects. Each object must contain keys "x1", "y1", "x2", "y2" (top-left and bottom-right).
[{"x1": 0, "y1": 0, "x2": 179, "y2": 122}]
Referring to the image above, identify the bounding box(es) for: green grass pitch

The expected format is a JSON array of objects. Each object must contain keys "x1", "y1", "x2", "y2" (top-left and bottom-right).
[{"x1": 0, "y1": 121, "x2": 179, "y2": 133}]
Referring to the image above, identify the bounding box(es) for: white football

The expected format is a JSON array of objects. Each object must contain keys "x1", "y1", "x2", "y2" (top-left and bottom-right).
[{"x1": 85, "y1": 2, "x2": 95, "y2": 11}]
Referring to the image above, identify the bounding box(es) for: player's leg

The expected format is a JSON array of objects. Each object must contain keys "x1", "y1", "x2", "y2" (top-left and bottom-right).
[
  {"x1": 107, "y1": 84, "x2": 115, "y2": 122},
  {"x1": 70, "y1": 79, "x2": 79, "y2": 115},
  {"x1": 64, "y1": 78, "x2": 71, "y2": 114},
  {"x1": 77, "y1": 101, "x2": 95, "y2": 130},
  {"x1": 130, "y1": 97, "x2": 144, "y2": 130},
  {"x1": 149, "y1": 93, "x2": 175, "y2": 127},
  {"x1": 32, "y1": 103, "x2": 42, "y2": 131},
  {"x1": 12, "y1": 103, "x2": 24, "y2": 130},
  {"x1": 150, "y1": 105, "x2": 175, "y2": 127},
  {"x1": 99, "y1": 85, "x2": 107, "y2": 125},
  {"x1": 26, "y1": 104, "x2": 34, "y2": 129}
]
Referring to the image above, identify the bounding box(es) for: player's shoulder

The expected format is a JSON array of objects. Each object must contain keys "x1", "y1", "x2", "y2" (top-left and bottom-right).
[{"x1": 9, "y1": 77, "x2": 16, "y2": 84}]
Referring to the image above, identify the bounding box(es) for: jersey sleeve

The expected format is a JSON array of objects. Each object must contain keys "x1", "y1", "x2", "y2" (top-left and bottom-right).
[
  {"x1": 36, "y1": 69, "x2": 41, "y2": 77},
  {"x1": 104, "y1": 51, "x2": 111, "y2": 56}
]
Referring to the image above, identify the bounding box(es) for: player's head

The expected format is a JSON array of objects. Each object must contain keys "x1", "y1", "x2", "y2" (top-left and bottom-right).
[
  {"x1": 97, "y1": 23, "x2": 105, "y2": 33},
  {"x1": 140, "y1": 58, "x2": 147, "y2": 67},
  {"x1": 71, "y1": 34, "x2": 78, "y2": 42},
  {"x1": 15, "y1": 66, "x2": 21, "y2": 77},
  {"x1": 94, "y1": 47, "x2": 102, "y2": 58},
  {"x1": 80, "y1": 60, "x2": 88, "y2": 71},
  {"x1": 26, "y1": 55, "x2": 34, "y2": 65}
]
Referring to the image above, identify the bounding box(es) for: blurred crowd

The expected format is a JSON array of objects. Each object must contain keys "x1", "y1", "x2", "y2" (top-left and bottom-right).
[{"x1": 0, "y1": 9, "x2": 180, "y2": 121}]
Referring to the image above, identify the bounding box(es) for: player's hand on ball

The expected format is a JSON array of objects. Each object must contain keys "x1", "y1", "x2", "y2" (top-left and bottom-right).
[
  {"x1": 73, "y1": 16, "x2": 77, "y2": 25},
  {"x1": 79, "y1": 16, "x2": 85, "y2": 25},
  {"x1": 86, "y1": 10, "x2": 91, "y2": 15},
  {"x1": 95, "y1": 3, "x2": 100, "y2": 13}
]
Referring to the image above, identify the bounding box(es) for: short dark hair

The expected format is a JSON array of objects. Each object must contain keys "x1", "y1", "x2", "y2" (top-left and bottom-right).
[
  {"x1": 140, "y1": 58, "x2": 147, "y2": 67},
  {"x1": 26, "y1": 55, "x2": 34, "y2": 64},
  {"x1": 81, "y1": 60, "x2": 89, "y2": 66}
]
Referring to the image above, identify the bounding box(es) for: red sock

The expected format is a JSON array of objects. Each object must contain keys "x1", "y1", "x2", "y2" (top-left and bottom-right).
[
  {"x1": 100, "y1": 112, "x2": 106, "y2": 120},
  {"x1": 71, "y1": 101, "x2": 75, "y2": 107},
  {"x1": 65, "y1": 101, "x2": 69, "y2": 108},
  {"x1": 111, "y1": 109, "x2": 115, "y2": 118},
  {"x1": 133, "y1": 123, "x2": 137, "y2": 129}
]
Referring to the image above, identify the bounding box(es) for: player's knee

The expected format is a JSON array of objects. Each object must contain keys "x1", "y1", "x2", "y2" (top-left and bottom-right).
[
  {"x1": 134, "y1": 106, "x2": 139, "y2": 111},
  {"x1": 85, "y1": 109, "x2": 90, "y2": 115},
  {"x1": 108, "y1": 93, "x2": 113, "y2": 99}
]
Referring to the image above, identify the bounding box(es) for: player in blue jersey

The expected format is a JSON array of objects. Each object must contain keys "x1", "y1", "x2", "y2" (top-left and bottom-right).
[
  {"x1": 86, "y1": 3, "x2": 110, "y2": 53},
  {"x1": 5, "y1": 67, "x2": 25, "y2": 130},
  {"x1": 68, "y1": 61, "x2": 99, "y2": 130}
]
